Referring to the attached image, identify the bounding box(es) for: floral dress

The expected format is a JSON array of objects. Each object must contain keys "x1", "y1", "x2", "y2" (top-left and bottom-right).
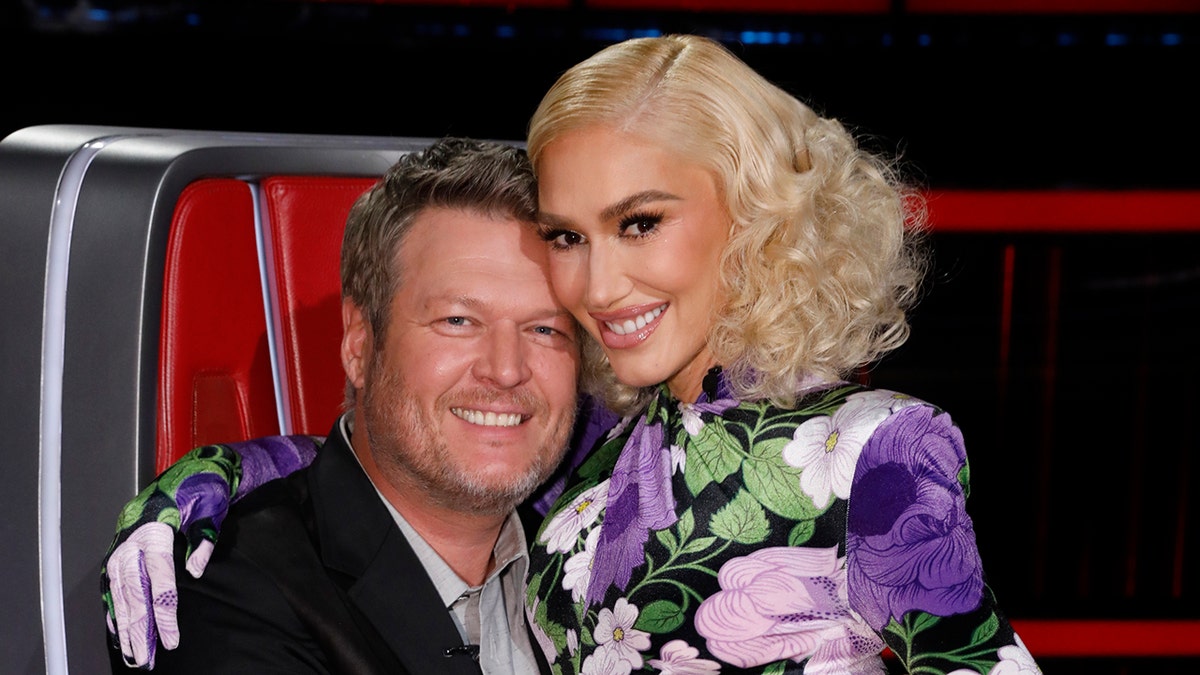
[{"x1": 524, "y1": 373, "x2": 1040, "y2": 675}]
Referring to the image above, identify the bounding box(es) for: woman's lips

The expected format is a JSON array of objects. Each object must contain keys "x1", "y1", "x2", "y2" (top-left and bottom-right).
[{"x1": 592, "y1": 303, "x2": 667, "y2": 349}]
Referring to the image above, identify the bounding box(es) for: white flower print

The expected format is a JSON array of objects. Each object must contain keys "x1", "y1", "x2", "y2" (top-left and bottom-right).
[
  {"x1": 567, "y1": 628, "x2": 579, "y2": 656},
  {"x1": 593, "y1": 598, "x2": 651, "y2": 670},
  {"x1": 563, "y1": 527, "x2": 600, "y2": 602},
  {"x1": 848, "y1": 388, "x2": 921, "y2": 414},
  {"x1": 781, "y1": 393, "x2": 894, "y2": 508},
  {"x1": 607, "y1": 415, "x2": 636, "y2": 440},
  {"x1": 539, "y1": 480, "x2": 610, "y2": 553},
  {"x1": 670, "y1": 444, "x2": 686, "y2": 475},
  {"x1": 992, "y1": 635, "x2": 1042, "y2": 675},
  {"x1": 646, "y1": 639, "x2": 721, "y2": 674},
  {"x1": 680, "y1": 403, "x2": 704, "y2": 436},
  {"x1": 581, "y1": 642, "x2": 633, "y2": 675},
  {"x1": 946, "y1": 634, "x2": 1041, "y2": 675}
]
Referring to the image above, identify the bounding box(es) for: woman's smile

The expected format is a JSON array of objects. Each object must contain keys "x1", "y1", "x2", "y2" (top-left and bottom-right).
[{"x1": 536, "y1": 124, "x2": 730, "y2": 401}]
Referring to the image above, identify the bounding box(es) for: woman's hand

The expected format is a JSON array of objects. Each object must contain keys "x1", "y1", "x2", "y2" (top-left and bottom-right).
[{"x1": 100, "y1": 435, "x2": 321, "y2": 668}]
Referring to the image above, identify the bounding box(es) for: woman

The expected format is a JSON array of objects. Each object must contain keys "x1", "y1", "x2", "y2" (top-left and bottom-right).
[
  {"x1": 521, "y1": 35, "x2": 1035, "y2": 674},
  {"x1": 105, "y1": 34, "x2": 1039, "y2": 674}
]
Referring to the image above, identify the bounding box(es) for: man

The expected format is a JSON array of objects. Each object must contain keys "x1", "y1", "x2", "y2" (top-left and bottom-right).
[{"x1": 109, "y1": 138, "x2": 580, "y2": 673}]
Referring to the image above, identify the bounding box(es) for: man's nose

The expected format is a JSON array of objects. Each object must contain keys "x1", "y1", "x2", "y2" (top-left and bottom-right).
[{"x1": 472, "y1": 325, "x2": 532, "y2": 389}]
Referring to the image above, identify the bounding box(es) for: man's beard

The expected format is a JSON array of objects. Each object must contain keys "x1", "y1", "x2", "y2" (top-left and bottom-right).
[{"x1": 360, "y1": 350, "x2": 574, "y2": 516}]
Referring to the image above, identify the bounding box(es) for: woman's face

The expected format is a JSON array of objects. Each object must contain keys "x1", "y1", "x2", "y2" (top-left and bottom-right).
[{"x1": 536, "y1": 124, "x2": 730, "y2": 402}]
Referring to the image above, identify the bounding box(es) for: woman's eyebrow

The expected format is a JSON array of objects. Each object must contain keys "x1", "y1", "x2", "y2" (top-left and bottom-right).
[
  {"x1": 600, "y1": 190, "x2": 680, "y2": 222},
  {"x1": 536, "y1": 210, "x2": 571, "y2": 230}
]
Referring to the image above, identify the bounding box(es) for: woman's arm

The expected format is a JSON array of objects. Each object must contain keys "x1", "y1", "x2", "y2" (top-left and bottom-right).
[{"x1": 101, "y1": 435, "x2": 321, "y2": 669}]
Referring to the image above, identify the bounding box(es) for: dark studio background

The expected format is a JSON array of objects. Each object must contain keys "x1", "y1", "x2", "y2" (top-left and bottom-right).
[
  {"x1": 4, "y1": 0, "x2": 1199, "y2": 190},
  {"x1": 4, "y1": 1, "x2": 1200, "y2": 672}
]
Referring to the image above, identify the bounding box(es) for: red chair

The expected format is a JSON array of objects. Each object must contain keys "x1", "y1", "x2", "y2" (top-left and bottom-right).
[{"x1": 0, "y1": 125, "x2": 430, "y2": 673}]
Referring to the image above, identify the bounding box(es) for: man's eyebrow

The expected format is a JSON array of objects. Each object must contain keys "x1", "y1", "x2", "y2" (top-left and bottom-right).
[
  {"x1": 424, "y1": 293, "x2": 483, "y2": 311},
  {"x1": 429, "y1": 294, "x2": 573, "y2": 322},
  {"x1": 600, "y1": 190, "x2": 680, "y2": 222}
]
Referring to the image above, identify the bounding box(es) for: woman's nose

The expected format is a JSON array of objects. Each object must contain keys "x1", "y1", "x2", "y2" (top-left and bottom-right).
[{"x1": 584, "y1": 244, "x2": 632, "y2": 310}]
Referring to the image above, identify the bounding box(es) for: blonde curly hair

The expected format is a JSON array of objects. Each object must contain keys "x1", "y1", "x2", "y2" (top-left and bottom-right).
[{"x1": 528, "y1": 34, "x2": 928, "y2": 414}]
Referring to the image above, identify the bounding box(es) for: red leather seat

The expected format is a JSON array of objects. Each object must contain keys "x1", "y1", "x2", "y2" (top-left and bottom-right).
[
  {"x1": 156, "y1": 176, "x2": 379, "y2": 470},
  {"x1": 157, "y1": 179, "x2": 279, "y2": 470},
  {"x1": 262, "y1": 176, "x2": 378, "y2": 437}
]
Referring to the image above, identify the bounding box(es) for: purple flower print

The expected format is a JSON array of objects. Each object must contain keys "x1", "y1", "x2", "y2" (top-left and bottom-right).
[
  {"x1": 533, "y1": 396, "x2": 624, "y2": 516},
  {"x1": 647, "y1": 640, "x2": 721, "y2": 674},
  {"x1": 694, "y1": 547, "x2": 882, "y2": 669},
  {"x1": 234, "y1": 434, "x2": 320, "y2": 496},
  {"x1": 587, "y1": 415, "x2": 677, "y2": 606},
  {"x1": 176, "y1": 472, "x2": 236, "y2": 529},
  {"x1": 846, "y1": 404, "x2": 984, "y2": 630}
]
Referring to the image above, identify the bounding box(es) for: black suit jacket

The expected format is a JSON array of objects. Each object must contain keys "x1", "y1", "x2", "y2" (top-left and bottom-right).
[{"x1": 146, "y1": 421, "x2": 550, "y2": 674}]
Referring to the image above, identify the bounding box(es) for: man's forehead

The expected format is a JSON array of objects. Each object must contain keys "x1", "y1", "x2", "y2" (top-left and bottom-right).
[
  {"x1": 394, "y1": 208, "x2": 561, "y2": 315},
  {"x1": 404, "y1": 207, "x2": 540, "y2": 258}
]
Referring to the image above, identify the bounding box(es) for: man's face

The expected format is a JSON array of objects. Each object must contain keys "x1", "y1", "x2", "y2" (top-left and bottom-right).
[{"x1": 346, "y1": 207, "x2": 580, "y2": 515}]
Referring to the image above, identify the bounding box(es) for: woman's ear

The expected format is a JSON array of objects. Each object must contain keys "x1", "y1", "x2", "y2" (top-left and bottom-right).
[{"x1": 341, "y1": 299, "x2": 369, "y2": 390}]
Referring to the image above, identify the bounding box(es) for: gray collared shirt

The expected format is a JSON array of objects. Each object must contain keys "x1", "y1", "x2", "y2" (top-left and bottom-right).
[{"x1": 338, "y1": 416, "x2": 539, "y2": 675}]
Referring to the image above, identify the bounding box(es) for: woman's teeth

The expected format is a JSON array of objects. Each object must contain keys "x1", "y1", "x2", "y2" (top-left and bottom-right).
[{"x1": 605, "y1": 305, "x2": 665, "y2": 336}]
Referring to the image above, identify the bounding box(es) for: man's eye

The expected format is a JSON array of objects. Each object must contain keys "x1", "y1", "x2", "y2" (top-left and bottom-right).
[
  {"x1": 533, "y1": 325, "x2": 576, "y2": 343},
  {"x1": 444, "y1": 316, "x2": 469, "y2": 326}
]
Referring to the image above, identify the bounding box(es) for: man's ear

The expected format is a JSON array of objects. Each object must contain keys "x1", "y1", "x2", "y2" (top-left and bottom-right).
[{"x1": 342, "y1": 299, "x2": 369, "y2": 390}]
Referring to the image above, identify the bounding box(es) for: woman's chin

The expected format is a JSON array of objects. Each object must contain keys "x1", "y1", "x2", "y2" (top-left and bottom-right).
[{"x1": 608, "y1": 361, "x2": 667, "y2": 390}]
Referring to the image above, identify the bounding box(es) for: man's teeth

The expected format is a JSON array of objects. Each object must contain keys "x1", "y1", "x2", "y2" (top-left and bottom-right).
[
  {"x1": 451, "y1": 408, "x2": 523, "y2": 427},
  {"x1": 605, "y1": 306, "x2": 665, "y2": 336}
]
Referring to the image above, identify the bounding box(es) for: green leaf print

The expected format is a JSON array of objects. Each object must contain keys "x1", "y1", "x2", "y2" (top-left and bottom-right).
[
  {"x1": 762, "y1": 661, "x2": 787, "y2": 675},
  {"x1": 677, "y1": 508, "x2": 695, "y2": 542},
  {"x1": 526, "y1": 569, "x2": 544, "y2": 606},
  {"x1": 635, "y1": 599, "x2": 686, "y2": 634},
  {"x1": 580, "y1": 625, "x2": 594, "y2": 649},
  {"x1": 152, "y1": 504, "x2": 183, "y2": 529},
  {"x1": 802, "y1": 384, "x2": 861, "y2": 415},
  {"x1": 528, "y1": 570, "x2": 570, "y2": 652},
  {"x1": 689, "y1": 418, "x2": 744, "y2": 482},
  {"x1": 971, "y1": 612, "x2": 1000, "y2": 645},
  {"x1": 683, "y1": 451, "x2": 719, "y2": 496},
  {"x1": 679, "y1": 536, "x2": 718, "y2": 555},
  {"x1": 574, "y1": 436, "x2": 621, "y2": 479},
  {"x1": 787, "y1": 519, "x2": 816, "y2": 546},
  {"x1": 558, "y1": 434, "x2": 625, "y2": 505},
  {"x1": 709, "y1": 489, "x2": 770, "y2": 544},
  {"x1": 910, "y1": 611, "x2": 941, "y2": 634},
  {"x1": 743, "y1": 436, "x2": 825, "y2": 521},
  {"x1": 656, "y1": 528, "x2": 679, "y2": 555}
]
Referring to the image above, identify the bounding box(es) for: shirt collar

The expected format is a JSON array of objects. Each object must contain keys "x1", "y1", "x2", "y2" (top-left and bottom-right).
[{"x1": 338, "y1": 412, "x2": 529, "y2": 608}]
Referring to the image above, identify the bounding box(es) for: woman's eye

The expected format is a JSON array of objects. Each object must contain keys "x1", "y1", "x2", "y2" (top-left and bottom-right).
[
  {"x1": 619, "y1": 210, "x2": 664, "y2": 237},
  {"x1": 444, "y1": 316, "x2": 470, "y2": 327},
  {"x1": 544, "y1": 230, "x2": 584, "y2": 249}
]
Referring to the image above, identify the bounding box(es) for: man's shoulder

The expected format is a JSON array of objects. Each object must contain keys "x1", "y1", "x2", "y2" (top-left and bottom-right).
[
  {"x1": 221, "y1": 468, "x2": 314, "y2": 551},
  {"x1": 225, "y1": 427, "x2": 347, "y2": 538}
]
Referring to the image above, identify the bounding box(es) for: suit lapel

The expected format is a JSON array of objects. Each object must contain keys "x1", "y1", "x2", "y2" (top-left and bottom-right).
[
  {"x1": 309, "y1": 424, "x2": 482, "y2": 675},
  {"x1": 351, "y1": 528, "x2": 482, "y2": 675}
]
